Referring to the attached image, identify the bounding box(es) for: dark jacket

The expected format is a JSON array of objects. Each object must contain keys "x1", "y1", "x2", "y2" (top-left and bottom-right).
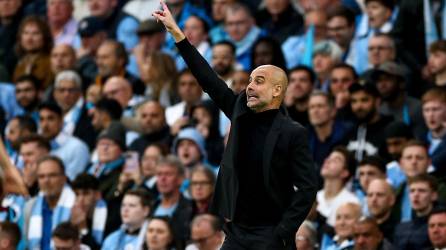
[
  {"x1": 128, "y1": 125, "x2": 172, "y2": 157},
  {"x1": 73, "y1": 104, "x2": 98, "y2": 150},
  {"x1": 393, "y1": 215, "x2": 432, "y2": 250},
  {"x1": 176, "y1": 39, "x2": 318, "y2": 245}
]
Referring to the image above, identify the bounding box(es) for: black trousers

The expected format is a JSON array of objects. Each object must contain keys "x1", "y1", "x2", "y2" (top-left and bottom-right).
[{"x1": 221, "y1": 222, "x2": 294, "y2": 250}]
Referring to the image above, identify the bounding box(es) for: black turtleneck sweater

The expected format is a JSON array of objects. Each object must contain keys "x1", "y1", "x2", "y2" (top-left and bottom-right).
[{"x1": 234, "y1": 108, "x2": 282, "y2": 226}]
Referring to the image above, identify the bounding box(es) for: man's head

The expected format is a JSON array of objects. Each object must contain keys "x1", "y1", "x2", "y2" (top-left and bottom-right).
[
  {"x1": 224, "y1": 3, "x2": 255, "y2": 42},
  {"x1": 304, "y1": 10, "x2": 328, "y2": 41},
  {"x1": 136, "y1": 101, "x2": 166, "y2": 134},
  {"x1": 96, "y1": 40, "x2": 128, "y2": 78},
  {"x1": 88, "y1": 0, "x2": 117, "y2": 17},
  {"x1": 19, "y1": 134, "x2": 51, "y2": 167},
  {"x1": 349, "y1": 83, "x2": 381, "y2": 123},
  {"x1": 190, "y1": 214, "x2": 224, "y2": 250},
  {"x1": 246, "y1": 65, "x2": 287, "y2": 112},
  {"x1": 285, "y1": 65, "x2": 315, "y2": 104},
  {"x1": 141, "y1": 143, "x2": 168, "y2": 179},
  {"x1": 184, "y1": 15, "x2": 209, "y2": 47},
  {"x1": 384, "y1": 121, "x2": 413, "y2": 161},
  {"x1": 399, "y1": 140, "x2": 431, "y2": 178},
  {"x1": 368, "y1": 34, "x2": 396, "y2": 66},
  {"x1": 422, "y1": 88, "x2": 446, "y2": 134},
  {"x1": 52, "y1": 222, "x2": 81, "y2": 250},
  {"x1": 78, "y1": 16, "x2": 107, "y2": 55},
  {"x1": 37, "y1": 156, "x2": 67, "y2": 200},
  {"x1": 327, "y1": 6, "x2": 356, "y2": 50},
  {"x1": 212, "y1": 41, "x2": 236, "y2": 77},
  {"x1": 313, "y1": 40, "x2": 343, "y2": 80},
  {"x1": 334, "y1": 202, "x2": 362, "y2": 240},
  {"x1": 174, "y1": 127, "x2": 206, "y2": 167},
  {"x1": 5, "y1": 115, "x2": 37, "y2": 150},
  {"x1": 96, "y1": 122, "x2": 126, "y2": 163},
  {"x1": 38, "y1": 102, "x2": 63, "y2": 139},
  {"x1": 329, "y1": 63, "x2": 357, "y2": 96},
  {"x1": 53, "y1": 70, "x2": 82, "y2": 113},
  {"x1": 190, "y1": 165, "x2": 215, "y2": 203},
  {"x1": 103, "y1": 76, "x2": 133, "y2": 108},
  {"x1": 90, "y1": 97, "x2": 122, "y2": 130},
  {"x1": 0, "y1": 222, "x2": 21, "y2": 250},
  {"x1": 353, "y1": 218, "x2": 384, "y2": 250},
  {"x1": 212, "y1": 0, "x2": 235, "y2": 22},
  {"x1": 0, "y1": 0, "x2": 22, "y2": 20},
  {"x1": 15, "y1": 75, "x2": 40, "y2": 110},
  {"x1": 121, "y1": 189, "x2": 152, "y2": 229},
  {"x1": 47, "y1": 0, "x2": 73, "y2": 28},
  {"x1": 371, "y1": 61, "x2": 405, "y2": 101},
  {"x1": 232, "y1": 70, "x2": 250, "y2": 93},
  {"x1": 428, "y1": 207, "x2": 446, "y2": 249},
  {"x1": 308, "y1": 91, "x2": 336, "y2": 127},
  {"x1": 358, "y1": 156, "x2": 386, "y2": 192},
  {"x1": 428, "y1": 40, "x2": 446, "y2": 75},
  {"x1": 366, "y1": 178, "x2": 395, "y2": 220},
  {"x1": 320, "y1": 146, "x2": 354, "y2": 182},
  {"x1": 71, "y1": 173, "x2": 100, "y2": 215},
  {"x1": 50, "y1": 44, "x2": 76, "y2": 75},
  {"x1": 177, "y1": 69, "x2": 203, "y2": 105},
  {"x1": 408, "y1": 174, "x2": 438, "y2": 216},
  {"x1": 136, "y1": 19, "x2": 166, "y2": 54},
  {"x1": 365, "y1": 0, "x2": 394, "y2": 29},
  {"x1": 251, "y1": 37, "x2": 286, "y2": 70},
  {"x1": 155, "y1": 155, "x2": 184, "y2": 197}
]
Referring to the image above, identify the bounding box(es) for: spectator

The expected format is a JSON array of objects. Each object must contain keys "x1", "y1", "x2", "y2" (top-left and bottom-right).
[
  {"x1": 102, "y1": 189, "x2": 152, "y2": 250},
  {"x1": 353, "y1": 217, "x2": 396, "y2": 250},
  {"x1": 189, "y1": 165, "x2": 216, "y2": 216},
  {"x1": 312, "y1": 40, "x2": 343, "y2": 92},
  {"x1": 185, "y1": 214, "x2": 224, "y2": 250},
  {"x1": 0, "y1": 221, "x2": 21, "y2": 250},
  {"x1": 102, "y1": 76, "x2": 144, "y2": 117},
  {"x1": 24, "y1": 156, "x2": 75, "y2": 250},
  {"x1": 366, "y1": 34, "x2": 396, "y2": 70},
  {"x1": 427, "y1": 40, "x2": 446, "y2": 88},
  {"x1": 4, "y1": 115, "x2": 37, "y2": 166},
  {"x1": 53, "y1": 70, "x2": 97, "y2": 149},
  {"x1": 327, "y1": 6, "x2": 356, "y2": 60},
  {"x1": 209, "y1": 0, "x2": 236, "y2": 43},
  {"x1": 52, "y1": 222, "x2": 90, "y2": 250},
  {"x1": 211, "y1": 41, "x2": 237, "y2": 86},
  {"x1": 329, "y1": 63, "x2": 357, "y2": 114},
  {"x1": 250, "y1": 36, "x2": 286, "y2": 71},
  {"x1": 87, "y1": 0, "x2": 139, "y2": 51},
  {"x1": 139, "y1": 143, "x2": 169, "y2": 197},
  {"x1": 231, "y1": 69, "x2": 249, "y2": 93},
  {"x1": 427, "y1": 207, "x2": 446, "y2": 250},
  {"x1": 173, "y1": 127, "x2": 208, "y2": 172},
  {"x1": 89, "y1": 97, "x2": 123, "y2": 134},
  {"x1": 144, "y1": 216, "x2": 179, "y2": 250},
  {"x1": 295, "y1": 221, "x2": 318, "y2": 250},
  {"x1": 38, "y1": 102, "x2": 90, "y2": 181},
  {"x1": 50, "y1": 44, "x2": 76, "y2": 77},
  {"x1": 13, "y1": 16, "x2": 54, "y2": 91},
  {"x1": 0, "y1": 0, "x2": 24, "y2": 74},
  {"x1": 14, "y1": 75, "x2": 41, "y2": 119},
  {"x1": 47, "y1": 0, "x2": 78, "y2": 46}
]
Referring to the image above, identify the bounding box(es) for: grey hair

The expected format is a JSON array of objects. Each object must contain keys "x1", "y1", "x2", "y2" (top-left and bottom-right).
[
  {"x1": 55, "y1": 70, "x2": 82, "y2": 89},
  {"x1": 156, "y1": 154, "x2": 185, "y2": 177}
]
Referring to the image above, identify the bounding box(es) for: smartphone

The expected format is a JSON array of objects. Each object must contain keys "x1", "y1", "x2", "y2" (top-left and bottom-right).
[{"x1": 123, "y1": 151, "x2": 140, "y2": 173}]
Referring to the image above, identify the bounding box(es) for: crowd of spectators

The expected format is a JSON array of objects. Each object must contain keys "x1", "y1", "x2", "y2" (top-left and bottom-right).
[{"x1": 0, "y1": 0, "x2": 446, "y2": 249}]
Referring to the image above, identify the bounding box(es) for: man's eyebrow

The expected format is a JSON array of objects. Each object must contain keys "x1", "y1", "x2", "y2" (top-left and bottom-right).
[{"x1": 253, "y1": 76, "x2": 265, "y2": 81}]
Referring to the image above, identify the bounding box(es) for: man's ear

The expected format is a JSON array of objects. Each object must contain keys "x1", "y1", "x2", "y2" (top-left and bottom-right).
[{"x1": 273, "y1": 84, "x2": 282, "y2": 98}]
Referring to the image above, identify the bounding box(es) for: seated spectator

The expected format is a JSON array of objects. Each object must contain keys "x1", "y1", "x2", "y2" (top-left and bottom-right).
[
  {"x1": 427, "y1": 40, "x2": 446, "y2": 88},
  {"x1": 139, "y1": 143, "x2": 169, "y2": 196},
  {"x1": 47, "y1": 0, "x2": 78, "y2": 47},
  {"x1": 90, "y1": 97, "x2": 123, "y2": 134},
  {"x1": 366, "y1": 178, "x2": 399, "y2": 241},
  {"x1": 14, "y1": 75, "x2": 41, "y2": 119},
  {"x1": 144, "y1": 216, "x2": 179, "y2": 250},
  {"x1": 295, "y1": 221, "x2": 318, "y2": 250},
  {"x1": 327, "y1": 6, "x2": 356, "y2": 61},
  {"x1": 189, "y1": 165, "x2": 216, "y2": 216},
  {"x1": 50, "y1": 44, "x2": 76, "y2": 79},
  {"x1": 329, "y1": 63, "x2": 357, "y2": 120},
  {"x1": 24, "y1": 156, "x2": 75, "y2": 250},
  {"x1": 353, "y1": 217, "x2": 396, "y2": 250},
  {"x1": 366, "y1": 34, "x2": 396, "y2": 70},
  {"x1": 38, "y1": 102, "x2": 90, "y2": 181},
  {"x1": 53, "y1": 70, "x2": 97, "y2": 149},
  {"x1": 0, "y1": 221, "x2": 21, "y2": 250},
  {"x1": 70, "y1": 173, "x2": 110, "y2": 248},
  {"x1": 209, "y1": 0, "x2": 235, "y2": 43},
  {"x1": 102, "y1": 76, "x2": 144, "y2": 117},
  {"x1": 52, "y1": 222, "x2": 90, "y2": 250},
  {"x1": 4, "y1": 115, "x2": 37, "y2": 166},
  {"x1": 312, "y1": 40, "x2": 343, "y2": 92},
  {"x1": 394, "y1": 174, "x2": 438, "y2": 250},
  {"x1": 211, "y1": 41, "x2": 237, "y2": 86},
  {"x1": 173, "y1": 127, "x2": 208, "y2": 173},
  {"x1": 102, "y1": 189, "x2": 152, "y2": 250},
  {"x1": 250, "y1": 36, "x2": 286, "y2": 72},
  {"x1": 427, "y1": 207, "x2": 446, "y2": 250},
  {"x1": 230, "y1": 69, "x2": 249, "y2": 94},
  {"x1": 185, "y1": 214, "x2": 224, "y2": 250}
]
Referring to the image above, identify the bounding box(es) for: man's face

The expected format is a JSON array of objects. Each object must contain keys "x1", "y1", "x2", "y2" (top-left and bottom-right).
[
  {"x1": 90, "y1": 108, "x2": 106, "y2": 130},
  {"x1": 178, "y1": 73, "x2": 202, "y2": 104},
  {"x1": 47, "y1": 0, "x2": 73, "y2": 25},
  {"x1": 5, "y1": 119, "x2": 21, "y2": 148},
  {"x1": 225, "y1": 9, "x2": 253, "y2": 42},
  {"x1": 97, "y1": 138, "x2": 122, "y2": 163},
  {"x1": 308, "y1": 95, "x2": 334, "y2": 127},
  {"x1": 53, "y1": 80, "x2": 81, "y2": 113},
  {"x1": 138, "y1": 102, "x2": 165, "y2": 134},
  {"x1": 286, "y1": 70, "x2": 313, "y2": 101},
  {"x1": 177, "y1": 139, "x2": 201, "y2": 167},
  {"x1": 191, "y1": 221, "x2": 220, "y2": 250},
  {"x1": 0, "y1": 0, "x2": 22, "y2": 18},
  {"x1": 428, "y1": 51, "x2": 446, "y2": 74},
  {"x1": 96, "y1": 43, "x2": 121, "y2": 77},
  {"x1": 21, "y1": 23, "x2": 44, "y2": 52},
  {"x1": 103, "y1": 78, "x2": 132, "y2": 108},
  {"x1": 74, "y1": 189, "x2": 98, "y2": 214},
  {"x1": 386, "y1": 137, "x2": 408, "y2": 161},
  {"x1": 330, "y1": 68, "x2": 355, "y2": 96},
  {"x1": 190, "y1": 171, "x2": 213, "y2": 202},
  {"x1": 409, "y1": 182, "x2": 436, "y2": 214},
  {"x1": 265, "y1": 0, "x2": 289, "y2": 15},
  {"x1": 428, "y1": 213, "x2": 446, "y2": 248},
  {"x1": 327, "y1": 16, "x2": 354, "y2": 48},
  {"x1": 350, "y1": 91, "x2": 378, "y2": 123},
  {"x1": 246, "y1": 67, "x2": 282, "y2": 112},
  {"x1": 366, "y1": 180, "x2": 394, "y2": 218},
  {"x1": 20, "y1": 142, "x2": 49, "y2": 167},
  {"x1": 376, "y1": 74, "x2": 400, "y2": 101},
  {"x1": 423, "y1": 100, "x2": 446, "y2": 132},
  {"x1": 212, "y1": 0, "x2": 233, "y2": 22},
  {"x1": 368, "y1": 36, "x2": 395, "y2": 66},
  {"x1": 141, "y1": 145, "x2": 162, "y2": 178},
  {"x1": 15, "y1": 81, "x2": 38, "y2": 109},
  {"x1": 253, "y1": 41, "x2": 274, "y2": 68},
  {"x1": 320, "y1": 151, "x2": 347, "y2": 179},
  {"x1": 358, "y1": 165, "x2": 384, "y2": 192},
  {"x1": 121, "y1": 195, "x2": 149, "y2": 227},
  {"x1": 335, "y1": 205, "x2": 360, "y2": 240},
  {"x1": 313, "y1": 54, "x2": 335, "y2": 77},
  {"x1": 212, "y1": 45, "x2": 234, "y2": 76},
  {"x1": 366, "y1": 1, "x2": 392, "y2": 29},
  {"x1": 231, "y1": 70, "x2": 249, "y2": 93},
  {"x1": 51, "y1": 45, "x2": 75, "y2": 74},
  {"x1": 156, "y1": 165, "x2": 182, "y2": 195},
  {"x1": 88, "y1": 0, "x2": 116, "y2": 17},
  {"x1": 53, "y1": 237, "x2": 80, "y2": 250},
  {"x1": 184, "y1": 16, "x2": 208, "y2": 47},
  {"x1": 37, "y1": 160, "x2": 66, "y2": 199},
  {"x1": 400, "y1": 146, "x2": 430, "y2": 178},
  {"x1": 353, "y1": 223, "x2": 383, "y2": 250},
  {"x1": 39, "y1": 109, "x2": 63, "y2": 139}
]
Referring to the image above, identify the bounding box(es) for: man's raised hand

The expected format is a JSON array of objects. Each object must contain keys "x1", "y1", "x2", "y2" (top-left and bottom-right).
[{"x1": 152, "y1": 0, "x2": 185, "y2": 42}]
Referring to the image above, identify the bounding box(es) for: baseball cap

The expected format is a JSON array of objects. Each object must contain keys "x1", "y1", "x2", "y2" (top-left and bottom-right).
[
  {"x1": 78, "y1": 16, "x2": 106, "y2": 37},
  {"x1": 136, "y1": 19, "x2": 165, "y2": 36}
]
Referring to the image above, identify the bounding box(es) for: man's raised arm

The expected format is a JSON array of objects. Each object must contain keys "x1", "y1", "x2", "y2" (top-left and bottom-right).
[{"x1": 152, "y1": 1, "x2": 237, "y2": 117}]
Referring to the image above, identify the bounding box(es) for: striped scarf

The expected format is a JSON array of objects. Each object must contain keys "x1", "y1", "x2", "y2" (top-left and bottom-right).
[{"x1": 91, "y1": 199, "x2": 108, "y2": 245}]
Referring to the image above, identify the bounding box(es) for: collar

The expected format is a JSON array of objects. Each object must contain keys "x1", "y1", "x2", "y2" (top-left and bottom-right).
[
  {"x1": 125, "y1": 227, "x2": 141, "y2": 236},
  {"x1": 51, "y1": 132, "x2": 69, "y2": 149}
]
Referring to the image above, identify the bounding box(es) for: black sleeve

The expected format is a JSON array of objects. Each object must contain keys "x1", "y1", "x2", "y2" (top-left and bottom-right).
[{"x1": 176, "y1": 39, "x2": 238, "y2": 118}]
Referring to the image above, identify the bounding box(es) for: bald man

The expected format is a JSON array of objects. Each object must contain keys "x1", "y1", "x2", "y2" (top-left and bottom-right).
[
  {"x1": 51, "y1": 44, "x2": 76, "y2": 75},
  {"x1": 153, "y1": 3, "x2": 317, "y2": 249},
  {"x1": 103, "y1": 76, "x2": 144, "y2": 117}
]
